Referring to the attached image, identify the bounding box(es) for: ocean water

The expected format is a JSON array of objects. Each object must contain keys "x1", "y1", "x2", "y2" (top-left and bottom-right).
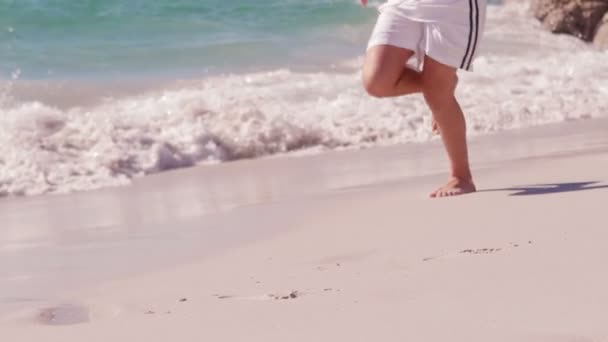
[
  {"x1": 0, "y1": 0, "x2": 377, "y2": 78},
  {"x1": 1, "y1": 0, "x2": 607, "y2": 197}
]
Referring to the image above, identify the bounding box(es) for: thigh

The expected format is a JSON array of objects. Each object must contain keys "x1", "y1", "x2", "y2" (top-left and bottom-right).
[
  {"x1": 363, "y1": 45, "x2": 415, "y2": 85},
  {"x1": 364, "y1": 3, "x2": 423, "y2": 84},
  {"x1": 423, "y1": 0, "x2": 487, "y2": 71}
]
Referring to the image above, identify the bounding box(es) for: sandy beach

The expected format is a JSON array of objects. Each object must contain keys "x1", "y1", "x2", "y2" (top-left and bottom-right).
[
  {"x1": 2, "y1": 117, "x2": 608, "y2": 341},
  {"x1": 2, "y1": 0, "x2": 608, "y2": 340}
]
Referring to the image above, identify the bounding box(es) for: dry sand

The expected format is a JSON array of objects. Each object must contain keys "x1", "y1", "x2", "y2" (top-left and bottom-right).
[{"x1": 2, "y1": 118, "x2": 608, "y2": 341}]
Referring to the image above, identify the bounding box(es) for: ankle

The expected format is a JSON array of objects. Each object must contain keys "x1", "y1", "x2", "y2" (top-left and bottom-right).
[{"x1": 450, "y1": 172, "x2": 473, "y2": 183}]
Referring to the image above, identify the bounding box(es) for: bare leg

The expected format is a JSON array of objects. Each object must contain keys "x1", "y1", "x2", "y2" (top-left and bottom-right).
[
  {"x1": 362, "y1": 45, "x2": 422, "y2": 98},
  {"x1": 362, "y1": 47, "x2": 474, "y2": 196},
  {"x1": 421, "y1": 57, "x2": 475, "y2": 197},
  {"x1": 364, "y1": 46, "x2": 441, "y2": 134},
  {"x1": 432, "y1": 77, "x2": 459, "y2": 135}
]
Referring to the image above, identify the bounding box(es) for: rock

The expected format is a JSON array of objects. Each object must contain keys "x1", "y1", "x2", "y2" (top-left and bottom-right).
[
  {"x1": 531, "y1": 0, "x2": 608, "y2": 41},
  {"x1": 594, "y1": 12, "x2": 608, "y2": 48}
]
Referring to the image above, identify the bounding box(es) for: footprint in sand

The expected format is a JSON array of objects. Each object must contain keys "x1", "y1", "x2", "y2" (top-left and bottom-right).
[
  {"x1": 213, "y1": 291, "x2": 302, "y2": 301},
  {"x1": 423, "y1": 241, "x2": 534, "y2": 262},
  {"x1": 459, "y1": 248, "x2": 503, "y2": 255},
  {"x1": 37, "y1": 304, "x2": 90, "y2": 326},
  {"x1": 422, "y1": 248, "x2": 503, "y2": 262}
]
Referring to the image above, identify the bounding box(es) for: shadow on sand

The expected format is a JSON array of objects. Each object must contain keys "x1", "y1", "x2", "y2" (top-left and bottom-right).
[{"x1": 480, "y1": 181, "x2": 608, "y2": 196}]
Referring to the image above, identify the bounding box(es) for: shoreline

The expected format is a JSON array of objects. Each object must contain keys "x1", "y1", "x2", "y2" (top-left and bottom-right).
[
  {"x1": 2, "y1": 2, "x2": 607, "y2": 200},
  {"x1": 3, "y1": 0, "x2": 608, "y2": 339},
  {"x1": 2, "y1": 123, "x2": 608, "y2": 340},
  {"x1": 2, "y1": 117, "x2": 608, "y2": 330}
]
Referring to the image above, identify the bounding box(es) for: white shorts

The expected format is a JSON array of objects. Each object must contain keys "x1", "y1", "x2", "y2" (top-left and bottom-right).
[{"x1": 367, "y1": 0, "x2": 487, "y2": 71}]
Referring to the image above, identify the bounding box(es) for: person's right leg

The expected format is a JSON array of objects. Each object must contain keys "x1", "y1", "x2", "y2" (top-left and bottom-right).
[
  {"x1": 421, "y1": 56, "x2": 476, "y2": 198},
  {"x1": 362, "y1": 45, "x2": 422, "y2": 98}
]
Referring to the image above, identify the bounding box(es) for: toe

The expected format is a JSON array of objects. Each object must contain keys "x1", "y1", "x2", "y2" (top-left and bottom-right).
[{"x1": 430, "y1": 188, "x2": 442, "y2": 198}]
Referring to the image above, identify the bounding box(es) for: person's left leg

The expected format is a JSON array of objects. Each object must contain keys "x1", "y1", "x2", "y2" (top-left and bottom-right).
[
  {"x1": 362, "y1": 45, "x2": 422, "y2": 98},
  {"x1": 421, "y1": 56, "x2": 476, "y2": 197}
]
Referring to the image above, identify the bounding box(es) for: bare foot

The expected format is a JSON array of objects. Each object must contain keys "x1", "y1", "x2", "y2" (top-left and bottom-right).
[{"x1": 430, "y1": 177, "x2": 476, "y2": 198}]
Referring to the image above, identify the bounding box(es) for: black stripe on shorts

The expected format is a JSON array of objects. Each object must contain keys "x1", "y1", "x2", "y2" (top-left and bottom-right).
[
  {"x1": 465, "y1": 0, "x2": 481, "y2": 70},
  {"x1": 460, "y1": 0, "x2": 479, "y2": 70}
]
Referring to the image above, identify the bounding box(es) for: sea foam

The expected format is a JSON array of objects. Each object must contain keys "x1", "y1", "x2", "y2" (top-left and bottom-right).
[{"x1": 1, "y1": 2, "x2": 607, "y2": 197}]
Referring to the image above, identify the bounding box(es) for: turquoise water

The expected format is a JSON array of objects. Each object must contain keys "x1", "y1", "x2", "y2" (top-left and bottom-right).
[{"x1": 0, "y1": 0, "x2": 377, "y2": 79}]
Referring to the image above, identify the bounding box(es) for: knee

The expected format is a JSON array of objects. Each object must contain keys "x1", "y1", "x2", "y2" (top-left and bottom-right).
[{"x1": 362, "y1": 71, "x2": 391, "y2": 98}]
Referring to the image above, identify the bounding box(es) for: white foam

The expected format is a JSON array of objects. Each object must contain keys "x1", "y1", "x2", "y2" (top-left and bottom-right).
[{"x1": 1, "y1": 1, "x2": 607, "y2": 197}]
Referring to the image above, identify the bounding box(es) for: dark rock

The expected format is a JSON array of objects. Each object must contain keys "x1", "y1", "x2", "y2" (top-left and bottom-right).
[{"x1": 531, "y1": 0, "x2": 608, "y2": 41}]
